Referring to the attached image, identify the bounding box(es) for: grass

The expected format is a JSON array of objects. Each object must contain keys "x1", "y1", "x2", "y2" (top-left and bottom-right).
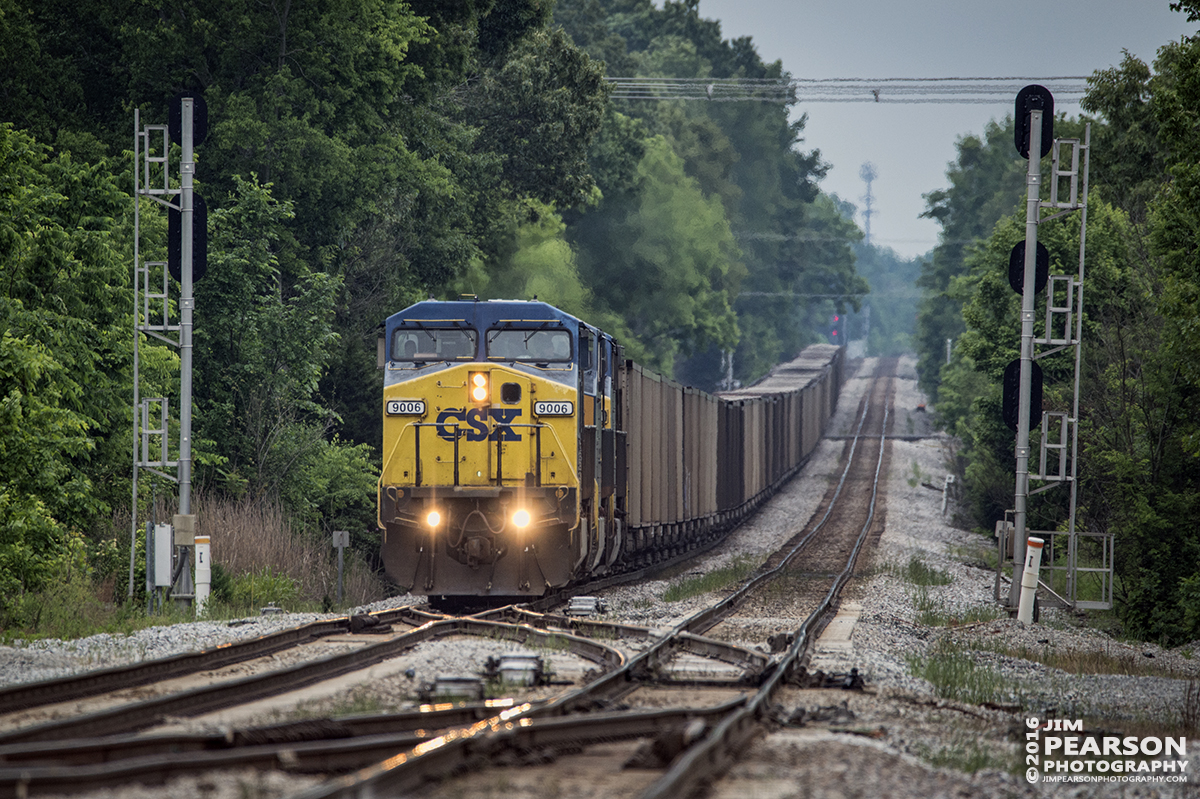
[
  {"x1": 2, "y1": 494, "x2": 389, "y2": 643},
  {"x1": 974, "y1": 639, "x2": 1194, "y2": 680},
  {"x1": 265, "y1": 686, "x2": 399, "y2": 723},
  {"x1": 661, "y1": 555, "x2": 759, "y2": 602},
  {"x1": 906, "y1": 460, "x2": 924, "y2": 487},
  {"x1": 906, "y1": 640, "x2": 1015, "y2": 706},
  {"x1": 484, "y1": 677, "x2": 525, "y2": 699},
  {"x1": 911, "y1": 586, "x2": 1004, "y2": 627},
  {"x1": 540, "y1": 633, "x2": 571, "y2": 652},
  {"x1": 918, "y1": 739, "x2": 1016, "y2": 774},
  {"x1": 893, "y1": 555, "x2": 952, "y2": 586},
  {"x1": 309, "y1": 688, "x2": 393, "y2": 718},
  {"x1": 891, "y1": 555, "x2": 1002, "y2": 627},
  {"x1": 946, "y1": 542, "x2": 998, "y2": 571}
]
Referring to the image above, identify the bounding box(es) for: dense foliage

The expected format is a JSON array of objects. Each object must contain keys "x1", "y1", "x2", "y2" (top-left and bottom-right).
[
  {"x1": 0, "y1": 125, "x2": 144, "y2": 617},
  {"x1": 555, "y1": 0, "x2": 865, "y2": 382},
  {"x1": 919, "y1": 2, "x2": 1200, "y2": 644},
  {"x1": 0, "y1": 0, "x2": 870, "y2": 628},
  {"x1": 5, "y1": 0, "x2": 1196, "y2": 647}
]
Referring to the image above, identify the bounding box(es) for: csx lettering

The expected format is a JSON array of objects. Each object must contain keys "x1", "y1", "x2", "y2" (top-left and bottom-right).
[{"x1": 436, "y1": 408, "x2": 523, "y2": 442}]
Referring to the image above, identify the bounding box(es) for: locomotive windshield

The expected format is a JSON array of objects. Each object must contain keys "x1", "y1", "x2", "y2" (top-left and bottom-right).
[
  {"x1": 393, "y1": 328, "x2": 477, "y2": 361},
  {"x1": 486, "y1": 329, "x2": 572, "y2": 362}
]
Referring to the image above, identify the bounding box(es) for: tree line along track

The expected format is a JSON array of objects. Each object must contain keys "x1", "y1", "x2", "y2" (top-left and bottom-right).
[{"x1": 0, "y1": 360, "x2": 896, "y2": 799}]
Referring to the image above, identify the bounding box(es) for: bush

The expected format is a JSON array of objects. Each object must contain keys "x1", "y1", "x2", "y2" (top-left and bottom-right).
[
  {"x1": 229, "y1": 566, "x2": 299, "y2": 610},
  {"x1": 197, "y1": 494, "x2": 385, "y2": 609}
]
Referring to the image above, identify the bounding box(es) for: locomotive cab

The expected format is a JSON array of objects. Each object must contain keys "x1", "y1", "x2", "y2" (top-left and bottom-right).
[{"x1": 378, "y1": 299, "x2": 617, "y2": 598}]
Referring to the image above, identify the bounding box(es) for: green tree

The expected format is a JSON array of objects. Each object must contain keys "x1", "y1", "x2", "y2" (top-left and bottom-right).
[
  {"x1": 1082, "y1": 52, "x2": 1166, "y2": 222},
  {"x1": 193, "y1": 175, "x2": 375, "y2": 533},
  {"x1": 465, "y1": 27, "x2": 609, "y2": 208},
  {"x1": 0, "y1": 125, "x2": 132, "y2": 608},
  {"x1": 456, "y1": 200, "x2": 593, "y2": 315},
  {"x1": 851, "y1": 241, "x2": 922, "y2": 357},
  {"x1": 915, "y1": 119, "x2": 1026, "y2": 400},
  {"x1": 574, "y1": 135, "x2": 742, "y2": 373},
  {"x1": 1082, "y1": 14, "x2": 1200, "y2": 641},
  {"x1": 556, "y1": 0, "x2": 859, "y2": 385}
]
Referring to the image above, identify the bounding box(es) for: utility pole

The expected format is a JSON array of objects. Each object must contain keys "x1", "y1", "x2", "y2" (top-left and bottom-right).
[
  {"x1": 859, "y1": 162, "x2": 877, "y2": 248},
  {"x1": 1008, "y1": 102, "x2": 1046, "y2": 607},
  {"x1": 174, "y1": 96, "x2": 197, "y2": 609}
]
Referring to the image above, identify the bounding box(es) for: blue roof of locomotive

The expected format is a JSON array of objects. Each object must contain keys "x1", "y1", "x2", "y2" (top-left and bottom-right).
[{"x1": 386, "y1": 299, "x2": 585, "y2": 334}]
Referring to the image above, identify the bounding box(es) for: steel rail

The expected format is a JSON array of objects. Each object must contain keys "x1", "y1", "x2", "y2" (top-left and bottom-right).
[
  {"x1": 277, "y1": 370, "x2": 893, "y2": 799},
  {"x1": 0, "y1": 606, "x2": 445, "y2": 717},
  {"x1": 0, "y1": 701, "x2": 749, "y2": 799},
  {"x1": 0, "y1": 617, "x2": 622, "y2": 747},
  {"x1": 0, "y1": 699, "x2": 531, "y2": 767},
  {"x1": 478, "y1": 609, "x2": 770, "y2": 672},
  {"x1": 1, "y1": 368, "x2": 887, "y2": 797},
  {"x1": 640, "y1": 395, "x2": 892, "y2": 799},
  {"x1": 0, "y1": 618, "x2": 351, "y2": 716}
]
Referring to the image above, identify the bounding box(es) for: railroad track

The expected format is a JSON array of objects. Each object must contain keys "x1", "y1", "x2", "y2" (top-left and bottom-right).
[{"x1": 0, "y1": 361, "x2": 895, "y2": 799}]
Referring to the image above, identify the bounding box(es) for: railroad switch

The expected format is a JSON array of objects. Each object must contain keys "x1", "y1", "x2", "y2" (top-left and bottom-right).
[
  {"x1": 767, "y1": 632, "x2": 793, "y2": 653},
  {"x1": 349, "y1": 614, "x2": 391, "y2": 634},
  {"x1": 419, "y1": 675, "x2": 485, "y2": 702},
  {"x1": 483, "y1": 652, "x2": 549, "y2": 686},
  {"x1": 565, "y1": 596, "x2": 609, "y2": 617},
  {"x1": 623, "y1": 719, "x2": 707, "y2": 769},
  {"x1": 774, "y1": 700, "x2": 857, "y2": 727},
  {"x1": 789, "y1": 666, "x2": 864, "y2": 691}
]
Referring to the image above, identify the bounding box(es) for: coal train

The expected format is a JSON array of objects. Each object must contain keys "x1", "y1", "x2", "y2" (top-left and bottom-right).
[{"x1": 377, "y1": 298, "x2": 844, "y2": 599}]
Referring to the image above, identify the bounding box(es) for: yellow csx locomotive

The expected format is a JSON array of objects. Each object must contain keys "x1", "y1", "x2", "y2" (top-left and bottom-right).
[
  {"x1": 378, "y1": 298, "x2": 845, "y2": 601},
  {"x1": 378, "y1": 299, "x2": 619, "y2": 599}
]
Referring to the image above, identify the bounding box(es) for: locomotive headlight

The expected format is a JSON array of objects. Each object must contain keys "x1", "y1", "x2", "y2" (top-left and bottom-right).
[
  {"x1": 426, "y1": 510, "x2": 441, "y2": 527},
  {"x1": 513, "y1": 509, "x2": 531, "y2": 528},
  {"x1": 469, "y1": 371, "x2": 490, "y2": 404}
]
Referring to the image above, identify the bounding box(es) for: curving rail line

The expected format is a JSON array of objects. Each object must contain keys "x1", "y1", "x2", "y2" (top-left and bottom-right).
[{"x1": 282, "y1": 365, "x2": 894, "y2": 799}]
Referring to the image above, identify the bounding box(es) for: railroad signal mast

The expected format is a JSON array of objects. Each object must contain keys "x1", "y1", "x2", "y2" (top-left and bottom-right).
[
  {"x1": 129, "y1": 95, "x2": 210, "y2": 614},
  {"x1": 999, "y1": 86, "x2": 1112, "y2": 613}
]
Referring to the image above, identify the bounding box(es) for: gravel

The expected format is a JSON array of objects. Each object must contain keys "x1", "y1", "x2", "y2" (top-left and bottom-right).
[
  {"x1": 0, "y1": 598, "x2": 418, "y2": 688},
  {"x1": 4, "y1": 354, "x2": 1198, "y2": 798}
]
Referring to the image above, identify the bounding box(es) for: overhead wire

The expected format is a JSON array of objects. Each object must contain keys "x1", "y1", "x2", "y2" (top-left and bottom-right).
[{"x1": 607, "y1": 75, "x2": 1090, "y2": 103}]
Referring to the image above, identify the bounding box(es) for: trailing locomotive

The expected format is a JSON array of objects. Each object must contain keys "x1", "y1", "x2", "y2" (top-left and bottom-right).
[{"x1": 377, "y1": 298, "x2": 843, "y2": 599}]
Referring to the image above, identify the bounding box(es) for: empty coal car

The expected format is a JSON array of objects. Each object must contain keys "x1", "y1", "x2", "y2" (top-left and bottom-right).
[{"x1": 377, "y1": 298, "x2": 843, "y2": 599}]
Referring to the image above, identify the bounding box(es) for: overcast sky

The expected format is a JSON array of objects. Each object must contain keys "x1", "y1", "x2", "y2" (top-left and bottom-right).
[{"x1": 692, "y1": 0, "x2": 1197, "y2": 259}]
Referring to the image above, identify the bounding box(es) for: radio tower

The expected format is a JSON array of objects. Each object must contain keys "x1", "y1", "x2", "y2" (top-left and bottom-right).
[{"x1": 859, "y1": 161, "x2": 877, "y2": 247}]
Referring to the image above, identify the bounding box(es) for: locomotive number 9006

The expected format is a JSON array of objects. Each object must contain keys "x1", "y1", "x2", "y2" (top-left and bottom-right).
[
  {"x1": 386, "y1": 400, "x2": 426, "y2": 416},
  {"x1": 533, "y1": 401, "x2": 573, "y2": 416}
]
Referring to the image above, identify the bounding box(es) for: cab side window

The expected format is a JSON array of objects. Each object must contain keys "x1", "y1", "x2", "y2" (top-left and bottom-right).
[{"x1": 581, "y1": 327, "x2": 597, "y2": 395}]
